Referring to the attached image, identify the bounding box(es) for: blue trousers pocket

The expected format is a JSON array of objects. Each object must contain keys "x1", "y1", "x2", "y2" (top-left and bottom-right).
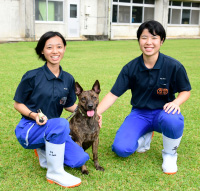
[{"x1": 15, "y1": 119, "x2": 36, "y2": 149}]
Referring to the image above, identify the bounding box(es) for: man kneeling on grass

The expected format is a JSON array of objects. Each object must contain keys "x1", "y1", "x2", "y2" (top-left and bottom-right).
[{"x1": 97, "y1": 20, "x2": 191, "y2": 174}]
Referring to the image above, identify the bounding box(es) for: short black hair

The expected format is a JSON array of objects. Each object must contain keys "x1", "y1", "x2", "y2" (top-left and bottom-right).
[
  {"x1": 137, "y1": 20, "x2": 166, "y2": 43},
  {"x1": 35, "y1": 31, "x2": 67, "y2": 61}
]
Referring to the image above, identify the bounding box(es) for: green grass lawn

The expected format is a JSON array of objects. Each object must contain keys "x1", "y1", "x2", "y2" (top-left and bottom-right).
[{"x1": 0, "y1": 39, "x2": 199, "y2": 190}]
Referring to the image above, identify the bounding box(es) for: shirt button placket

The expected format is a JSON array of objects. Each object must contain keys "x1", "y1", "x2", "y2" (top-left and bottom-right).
[
  {"x1": 54, "y1": 80, "x2": 58, "y2": 99},
  {"x1": 53, "y1": 80, "x2": 56, "y2": 99},
  {"x1": 149, "y1": 70, "x2": 153, "y2": 87}
]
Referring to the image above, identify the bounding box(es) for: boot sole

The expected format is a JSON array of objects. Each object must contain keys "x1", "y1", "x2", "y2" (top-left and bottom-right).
[
  {"x1": 163, "y1": 171, "x2": 177, "y2": 175},
  {"x1": 34, "y1": 149, "x2": 38, "y2": 157},
  {"x1": 47, "y1": 178, "x2": 81, "y2": 188},
  {"x1": 162, "y1": 166, "x2": 177, "y2": 175}
]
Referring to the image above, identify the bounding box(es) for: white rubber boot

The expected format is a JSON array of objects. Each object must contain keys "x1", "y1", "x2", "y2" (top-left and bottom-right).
[
  {"x1": 136, "y1": 132, "x2": 154, "y2": 153},
  {"x1": 45, "y1": 141, "x2": 81, "y2": 188},
  {"x1": 162, "y1": 134, "x2": 182, "y2": 174},
  {"x1": 36, "y1": 148, "x2": 47, "y2": 169}
]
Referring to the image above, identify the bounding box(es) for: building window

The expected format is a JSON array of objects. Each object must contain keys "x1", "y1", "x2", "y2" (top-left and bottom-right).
[
  {"x1": 112, "y1": 0, "x2": 155, "y2": 24},
  {"x1": 70, "y1": 4, "x2": 77, "y2": 18},
  {"x1": 35, "y1": 0, "x2": 63, "y2": 22},
  {"x1": 119, "y1": 6, "x2": 131, "y2": 23},
  {"x1": 132, "y1": 6, "x2": 142, "y2": 23},
  {"x1": 168, "y1": 1, "x2": 200, "y2": 25}
]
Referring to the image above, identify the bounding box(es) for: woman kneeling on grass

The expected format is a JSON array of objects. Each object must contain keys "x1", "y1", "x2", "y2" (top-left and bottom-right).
[
  {"x1": 97, "y1": 20, "x2": 191, "y2": 174},
  {"x1": 14, "y1": 31, "x2": 89, "y2": 188}
]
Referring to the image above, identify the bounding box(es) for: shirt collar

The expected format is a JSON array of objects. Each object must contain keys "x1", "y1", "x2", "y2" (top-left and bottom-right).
[
  {"x1": 139, "y1": 52, "x2": 163, "y2": 71},
  {"x1": 42, "y1": 63, "x2": 64, "y2": 81}
]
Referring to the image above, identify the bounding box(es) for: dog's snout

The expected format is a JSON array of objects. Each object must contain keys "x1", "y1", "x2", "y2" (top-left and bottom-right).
[{"x1": 88, "y1": 103, "x2": 93, "y2": 109}]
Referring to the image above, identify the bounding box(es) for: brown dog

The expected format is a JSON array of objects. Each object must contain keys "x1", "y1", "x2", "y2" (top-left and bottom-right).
[{"x1": 69, "y1": 80, "x2": 104, "y2": 174}]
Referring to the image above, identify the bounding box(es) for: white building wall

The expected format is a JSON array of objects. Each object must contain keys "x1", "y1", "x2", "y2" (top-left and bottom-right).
[
  {"x1": 34, "y1": 0, "x2": 108, "y2": 40},
  {"x1": 24, "y1": 0, "x2": 35, "y2": 40},
  {"x1": 154, "y1": 0, "x2": 169, "y2": 30},
  {"x1": 167, "y1": 25, "x2": 200, "y2": 38},
  {"x1": 35, "y1": 0, "x2": 68, "y2": 40},
  {"x1": 111, "y1": 24, "x2": 139, "y2": 39},
  {"x1": 81, "y1": 0, "x2": 98, "y2": 35},
  {"x1": 110, "y1": 0, "x2": 200, "y2": 40},
  {"x1": 0, "y1": 0, "x2": 22, "y2": 41},
  {"x1": 80, "y1": 0, "x2": 109, "y2": 39},
  {"x1": 97, "y1": 0, "x2": 109, "y2": 35},
  {"x1": 35, "y1": 23, "x2": 67, "y2": 40},
  {"x1": 0, "y1": 0, "x2": 200, "y2": 41},
  {"x1": 0, "y1": 0, "x2": 35, "y2": 42}
]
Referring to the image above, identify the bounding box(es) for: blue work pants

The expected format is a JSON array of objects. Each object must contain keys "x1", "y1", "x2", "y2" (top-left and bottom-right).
[
  {"x1": 15, "y1": 117, "x2": 89, "y2": 168},
  {"x1": 112, "y1": 109, "x2": 184, "y2": 157}
]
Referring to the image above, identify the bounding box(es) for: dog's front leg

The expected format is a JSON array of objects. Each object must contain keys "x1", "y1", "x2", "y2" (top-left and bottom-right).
[
  {"x1": 92, "y1": 138, "x2": 104, "y2": 172},
  {"x1": 75, "y1": 140, "x2": 89, "y2": 175},
  {"x1": 81, "y1": 165, "x2": 89, "y2": 175}
]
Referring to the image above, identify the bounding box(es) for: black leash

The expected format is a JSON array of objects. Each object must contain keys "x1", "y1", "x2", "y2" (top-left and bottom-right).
[{"x1": 66, "y1": 106, "x2": 78, "y2": 120}]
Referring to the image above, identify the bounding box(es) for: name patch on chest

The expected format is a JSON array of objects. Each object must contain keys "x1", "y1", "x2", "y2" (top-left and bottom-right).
[{"x1": 157, "y1": 88, "x2": 168, "y2": 95}]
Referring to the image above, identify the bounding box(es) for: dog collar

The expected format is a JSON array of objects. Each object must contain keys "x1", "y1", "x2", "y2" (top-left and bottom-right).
[
  {"x1": 66, "y1": 106, "x2": 85, "y2": 121},
  {"x1": 79, "y1": 108, "x2": 85, "y2": 116}
]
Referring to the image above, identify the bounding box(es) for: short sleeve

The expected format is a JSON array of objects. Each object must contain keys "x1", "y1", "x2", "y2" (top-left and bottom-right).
[
  {"x1": 111, "y1": 65, "x2": 130, "y2": 97},
  {"x1": 64, "y1": 77, "x2": 77, "y2": 108},
  {"x1": 13, "y1": 72, "x2": 34, "y2": 103},
  {"x1": 175, "y1": 65, "x2": 191, "y2": 93}
]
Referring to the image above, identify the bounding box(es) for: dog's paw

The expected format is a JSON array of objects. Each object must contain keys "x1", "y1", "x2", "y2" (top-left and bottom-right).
[
  {"x1": 96, "y1": 166, "x2": 104, "y2": 172},
  {"x1": 82, "y1": 169, "x2": 89, "y2": 175}
]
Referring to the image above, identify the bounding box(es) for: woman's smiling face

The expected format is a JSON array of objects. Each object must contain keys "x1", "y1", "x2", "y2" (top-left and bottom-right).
[
  {"x1": 42, "y1": 35, "x2": 66, "y2": 66},
  {"x1": 139, "y1": 29, "x2": 163, "y2": 58}
]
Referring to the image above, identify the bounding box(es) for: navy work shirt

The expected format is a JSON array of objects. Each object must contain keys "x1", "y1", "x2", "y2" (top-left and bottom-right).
[
  {"x1": 111, "y1": 53, "x2": 191, "y2": 110},
  {"x1": 14, "y1": 63, "x2": 76, "y2": 119}
]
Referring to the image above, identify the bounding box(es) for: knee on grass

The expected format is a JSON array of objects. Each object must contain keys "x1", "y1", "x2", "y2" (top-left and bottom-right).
[{"x1": 112, "y1": 142, "x2": 137, "y2": 157}]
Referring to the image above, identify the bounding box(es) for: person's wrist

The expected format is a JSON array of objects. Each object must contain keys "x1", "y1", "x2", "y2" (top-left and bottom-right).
[
  {"x1": 172, "y1": 100, "x2": 180, "y2": 106},
  {"x1": 29, "y1": 112, "x2": 37, "y2": 120},
  {"x1": 28, "y1": 111, "x2": 33, "y2": 118}
]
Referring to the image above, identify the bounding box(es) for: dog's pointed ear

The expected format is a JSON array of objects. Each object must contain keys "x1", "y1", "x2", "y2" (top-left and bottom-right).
[
  {"x1": 75, "y1": 82, "x2": 83, "y2": 96},
  {"x1": 92, "y1": 80, "x2": 101, "y2": 94}
]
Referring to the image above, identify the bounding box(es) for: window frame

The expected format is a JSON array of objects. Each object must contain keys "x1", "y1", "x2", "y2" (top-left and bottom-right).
[
  {"x1": 168, "y1": 1, "x2": 200, "y2": 25},
  {"x1": 112, "y1": 0, "x2": 155, "y2": 24},
  {"x1": 35, "y1": 0, "x2": 64, "y2": 23}
]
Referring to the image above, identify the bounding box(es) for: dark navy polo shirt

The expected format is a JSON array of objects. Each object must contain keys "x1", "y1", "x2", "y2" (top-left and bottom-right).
[
  {"x1": 111, "y1": 53, "x2": 191, "y2": 110},
  {"x1": 14, "y1": 63, "x2": 76, "y2": 119}
]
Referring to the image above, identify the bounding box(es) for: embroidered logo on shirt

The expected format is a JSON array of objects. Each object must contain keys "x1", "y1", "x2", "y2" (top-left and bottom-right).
[
  {"x1": 157, "y1": 88, "x2": 168, "y2": 95},
  {"x1": 64, "y1": 88, "x2": 68, "y2": 90},
  {"x1": 60, "y1": 97, "x2": 67, "y2": 105}
]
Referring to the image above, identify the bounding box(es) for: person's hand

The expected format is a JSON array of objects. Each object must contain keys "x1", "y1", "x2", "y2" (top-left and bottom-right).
[
  {"x1": 163, "y1": 102, "x2": 180, "y2": 114},
  {"x1": 98, "y1": 114, "x2": 102, "y2": 128},
  {"x1": 36, "y1": 114, "x2": 48, "y2": 125}
]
